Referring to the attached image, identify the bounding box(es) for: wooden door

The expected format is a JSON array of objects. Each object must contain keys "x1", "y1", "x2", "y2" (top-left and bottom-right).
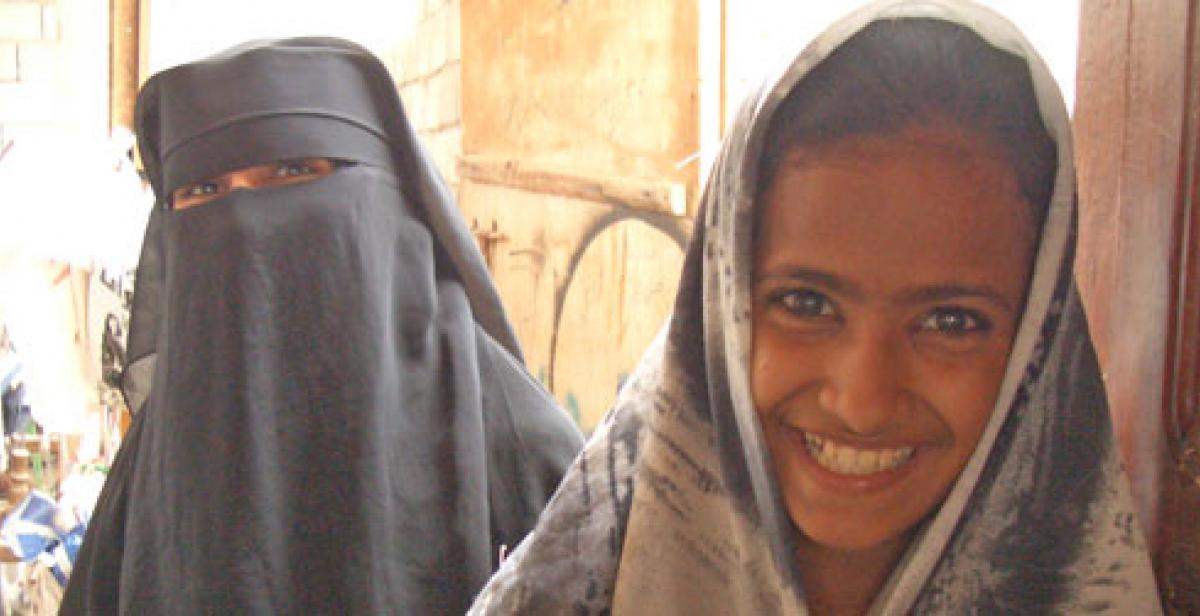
[
  {"x1": 458, "y1": 0, "x2": 698, "y2": 432},
  {"x1": 1075, "y1": 0, "x2": 1200, "y2": 609}
]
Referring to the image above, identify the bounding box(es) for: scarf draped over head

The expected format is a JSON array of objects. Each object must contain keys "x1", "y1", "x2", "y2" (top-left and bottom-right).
[
  {"x1": 62, "y1": 37, "x2": 583, "y2": 614},
  {"x1": 470, "y1": 1, "x2": 1161, "y2": 613}
]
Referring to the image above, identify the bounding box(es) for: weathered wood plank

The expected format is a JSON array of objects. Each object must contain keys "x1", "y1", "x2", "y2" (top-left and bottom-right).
[
  {"x1": 459, "y1": 155, "x2": 688, "y2": 216},
  {"x1": 1160, "y1": 2, "x2": 1200, "y2": 607},
  {"x1": 1076, "y1": 0, "x2": 1198, "y2": 608},
  {"x1": 109, "y1": 0, "x2": 139, "y2": 130},
  {"x1": 457, "y1": 180, "x2": 687, "y2": 432}
]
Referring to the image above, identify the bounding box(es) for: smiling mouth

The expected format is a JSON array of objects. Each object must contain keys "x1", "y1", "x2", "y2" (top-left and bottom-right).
[{"x1": 801, "y1": 432, "x2": 915, "y2": 476}]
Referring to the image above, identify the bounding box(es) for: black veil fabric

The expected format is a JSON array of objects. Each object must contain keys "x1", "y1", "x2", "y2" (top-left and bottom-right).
[{"x1": 62, "y1": 37, "x2": 583, "y2": 614}]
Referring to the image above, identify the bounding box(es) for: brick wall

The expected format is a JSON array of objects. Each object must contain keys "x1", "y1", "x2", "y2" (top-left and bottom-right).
[
  {"x1": 0, "y1": 0, "x2": 108, "y2": 141},
  {"x1": 392, "y1": 0, "x2": 462, "y2": 195}
]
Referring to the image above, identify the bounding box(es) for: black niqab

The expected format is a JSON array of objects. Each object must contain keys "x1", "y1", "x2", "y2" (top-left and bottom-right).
[{"x1": 63, "y1": 37, "x2": 583, "y2": 614}]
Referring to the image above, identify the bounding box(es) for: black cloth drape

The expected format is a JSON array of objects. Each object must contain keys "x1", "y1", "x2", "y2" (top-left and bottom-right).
[{"x1": 62, "y1": 37, "x2": 582, "y2": 614}]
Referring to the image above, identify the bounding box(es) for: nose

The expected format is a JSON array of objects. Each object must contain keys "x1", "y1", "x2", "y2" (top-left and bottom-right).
[{"x1": 817, "y1": 329, "x2": 903, "y2": 437}]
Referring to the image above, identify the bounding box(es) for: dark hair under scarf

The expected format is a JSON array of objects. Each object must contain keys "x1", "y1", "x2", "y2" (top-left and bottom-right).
[
  {"x1": 63, "y1": 37, "x2": 583, "y2": 614},
  {"x1": 759, "y1": 18, "x2": 1057, "y2": 229}
]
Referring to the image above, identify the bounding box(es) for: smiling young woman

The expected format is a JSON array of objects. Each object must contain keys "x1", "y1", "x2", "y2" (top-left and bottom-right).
[
  {"x1": 751, "y1": 124, "x2": 1038, "y2": 609},
  {"x1": 469, "y1": 2, "x2": 1161, "y2": 614},
  {"x1": 741, "y1": 25, "x2": 1058, "y2": 605}
]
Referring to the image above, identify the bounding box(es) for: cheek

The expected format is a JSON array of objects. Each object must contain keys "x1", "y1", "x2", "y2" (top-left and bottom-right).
[
  {"x1": 919, "y1": 350, "x2": 1012, "y2": 447},
  {"x1": 942, "y1": 387, "x2": 996, "y2": 448},
  {"x1": 750, "y1": 318, "x2": 786, "y2": 417},
  {"x1": 750, "y1": 320, "x2": 823, "y2": 418}
]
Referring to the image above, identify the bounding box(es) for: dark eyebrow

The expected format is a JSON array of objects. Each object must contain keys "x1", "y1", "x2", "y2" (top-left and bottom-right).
[
  {"x1": 755, "y1": 266, "x2": 866, "y2": 300},
  {"x1": 755, "y1": 266, "x2": 1016, "y2": 312},
  {"x1": 895, "y1": 284, "x2": 1017, "y2": 313}
]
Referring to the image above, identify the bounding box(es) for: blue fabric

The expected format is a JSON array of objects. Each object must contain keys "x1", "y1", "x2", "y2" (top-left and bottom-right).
[
  {"x1": 2, "y1": 495, "x2": 87, "y2": 589},
  {"x1": 2, "y1": 492, "x2": 60, "y2": 561},
  {"x1": 40, "y1": 526, "x2": 84, "y2": 587}
]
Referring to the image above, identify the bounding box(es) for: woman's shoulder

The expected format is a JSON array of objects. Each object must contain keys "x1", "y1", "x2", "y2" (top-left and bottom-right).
[
  {"x1": 470, "y1": 394, "x2": 649, "y2": 614},
  {"x1": 473, "y1": 325, "x2": 585, "y2": 472}
]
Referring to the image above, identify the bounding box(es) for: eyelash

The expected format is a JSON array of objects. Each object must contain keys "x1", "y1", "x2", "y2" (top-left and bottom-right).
[
  {"x1": 184, "y1": 182, "x2": 220, "y2": 197},
  {"x1": 770, "y1": 289, "x2": 837, "y2": 319},
  {"x1": 766, "y1": 289, "x2": 993, "y2": 337},
  {"x1": 173, "y1": 159, "x2": 338, "y2": 205},
  {"x1": 916, "y1": 307, "x2": 992, "y2": 337},
  {"x1": 274, "y1": 161, "x2": 316, "y2": 177}
]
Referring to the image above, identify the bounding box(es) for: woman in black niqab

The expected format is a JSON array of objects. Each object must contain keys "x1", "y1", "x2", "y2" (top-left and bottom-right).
[{"x1": 62, "y1": 37, "x2": 583, "y2": 614}]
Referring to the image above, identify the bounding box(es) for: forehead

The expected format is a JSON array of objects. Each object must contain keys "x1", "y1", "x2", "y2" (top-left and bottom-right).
[{"x1": 754, "y1": 126, "x2": 1035, "y2": 284}]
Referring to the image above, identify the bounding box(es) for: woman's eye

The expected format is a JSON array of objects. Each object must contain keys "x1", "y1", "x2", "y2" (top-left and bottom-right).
[
  {"x1": 773, "y1": 289, "x2": 836, "y2": 318},
  {"x1": 918, "y1": 308, "x2": 991, "y2": 337},
  {"x1": 274, "y1": 161, "x2": 316, "y2": 178},
  {"x1": 172, "y1": 181, "x2": 224, "y2": 208},
  {"x1": 184, "y1": 182, "x2": 220, "y2": 197}
]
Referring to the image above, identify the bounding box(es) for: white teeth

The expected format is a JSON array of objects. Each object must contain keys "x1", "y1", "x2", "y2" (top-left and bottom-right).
[
  {"x1": 801, "y1": 432, "x2": 914, "y2": 475},
  {"x1": 856, "y1": 449, "x2": 880, "y2": 470}
]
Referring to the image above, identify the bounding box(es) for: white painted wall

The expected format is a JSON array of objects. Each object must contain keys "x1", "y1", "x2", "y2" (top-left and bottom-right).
[
  {"x1": 143, "y1": 0, "x2": 420, "y2": 74},
  {"x1": 0, "y1": 0, "x2": 110, "y2": 141},
  {"x1": 0, "y1": 0, "x2": 127, "y2": 440}
]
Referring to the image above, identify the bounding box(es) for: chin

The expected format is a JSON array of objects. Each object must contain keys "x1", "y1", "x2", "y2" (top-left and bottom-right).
[
  {"x1": 792, "y1": 510, "x2": 915, "y2": 555},
  {"x1": 803, "y1": 530, "x2": 901, "y2": 554}
]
